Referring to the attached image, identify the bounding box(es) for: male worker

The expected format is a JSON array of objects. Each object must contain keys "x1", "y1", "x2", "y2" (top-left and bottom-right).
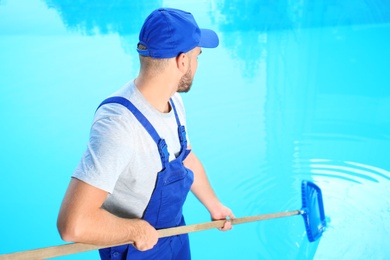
[{"x1": 57, "y1": 7, "x2": 234, "y2": 259}]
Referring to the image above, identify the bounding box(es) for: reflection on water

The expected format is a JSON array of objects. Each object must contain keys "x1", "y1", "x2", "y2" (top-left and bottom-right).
[
  {"x1": 214, "y1": 0, "x2": 390, "y2": 30},
  {"x1": 1, "y1": 0, "x2": 390, "y2": 259},
  {"x1": 43, "y1": 0, "x2": 165, "y2": 55},
  {"x1": 211, "y1": 0, "x2": 390, "y2": 81},
  {"x1": 44, "y1": 0, "x2": 162, "y2": 35},
  {"x1": 225, "y1": 13, "x2": 390, "y2": 255}
]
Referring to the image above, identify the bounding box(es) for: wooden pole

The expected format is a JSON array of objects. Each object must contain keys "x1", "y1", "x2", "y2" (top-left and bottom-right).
[{"x1": 0, "y1": 210, "x2": 301, "y2": 260}]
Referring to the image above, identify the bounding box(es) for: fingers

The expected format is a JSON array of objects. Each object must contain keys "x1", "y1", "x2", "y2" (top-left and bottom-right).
[
  {"x1": 134, "y1": 239, "x2": 158, "y2": 251},
  {"x1": 210, "y1": 204, "x2": 235, "y2": 232},
  {"x1": 217, "y1": 210, "x2": 235, "y2": 232},
  {"x1": 132, "y1": 219, "x2": 159, "y2": 251},
  {"x1": 218, "y1": 219, "x2": 232, "y2": 231}
]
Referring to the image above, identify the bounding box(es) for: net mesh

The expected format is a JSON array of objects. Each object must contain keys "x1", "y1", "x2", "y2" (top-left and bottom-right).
[{"x1": 301, "y1": 181, "x2": 326, "y2": 242}]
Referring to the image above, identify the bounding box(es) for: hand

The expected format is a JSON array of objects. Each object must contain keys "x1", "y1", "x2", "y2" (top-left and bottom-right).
[
  {"x1": 132, "y1": 219, "x2": 159, "y2": 251},
  {"x1": 210, "y1": 203, "x2": 235, "y2": 232}
]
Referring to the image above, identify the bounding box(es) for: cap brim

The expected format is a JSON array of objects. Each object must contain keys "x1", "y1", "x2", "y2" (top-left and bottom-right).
[{"x1": 198, "y1": 29, "x2": 219, "y2": 48}]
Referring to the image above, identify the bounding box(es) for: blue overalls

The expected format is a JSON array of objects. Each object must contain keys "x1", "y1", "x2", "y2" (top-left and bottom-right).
[{"x1": 97, "y1": 96, "x2": 194, "y2": 260}]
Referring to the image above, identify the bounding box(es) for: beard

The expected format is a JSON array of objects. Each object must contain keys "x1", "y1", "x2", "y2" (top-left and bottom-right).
[{"x1": 177, "y1": 66, "x2": 193, "y2": 93}]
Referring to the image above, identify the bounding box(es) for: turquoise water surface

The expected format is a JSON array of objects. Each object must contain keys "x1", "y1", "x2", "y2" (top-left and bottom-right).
[{"x1": 1, "y1": 0, "x2": 390, "y2": 259}]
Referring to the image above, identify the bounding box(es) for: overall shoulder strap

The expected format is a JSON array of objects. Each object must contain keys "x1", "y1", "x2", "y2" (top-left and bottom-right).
[
  {"x1": 97, "y1": 96, "x2": 169, "y2": 167},
  {"x1": 170, "y1": 98, "x2": 188, "y2": 151}
]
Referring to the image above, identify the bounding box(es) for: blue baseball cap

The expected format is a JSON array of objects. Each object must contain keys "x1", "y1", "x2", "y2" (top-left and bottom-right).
[{"x1": 137, "y1": 8, "x2": 219, "y2": 58}]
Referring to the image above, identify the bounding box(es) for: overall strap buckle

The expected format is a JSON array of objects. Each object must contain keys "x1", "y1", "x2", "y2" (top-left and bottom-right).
[
  {"x1": 178, "y1": 125, "x2": 187, "y2": 148},
  {"x1": 158, "y1": 139, "x2": 169, "y2": 168}
]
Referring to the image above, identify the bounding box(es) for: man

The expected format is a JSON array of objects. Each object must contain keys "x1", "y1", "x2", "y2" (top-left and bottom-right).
[{"x1": 57, "y1": 8, "x2": 234, "y2": 260}]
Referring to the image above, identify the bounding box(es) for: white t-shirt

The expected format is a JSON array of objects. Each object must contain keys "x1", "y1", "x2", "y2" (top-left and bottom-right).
[{"x1": 73, "y1": 81, "x2": 189, "y2": 219}]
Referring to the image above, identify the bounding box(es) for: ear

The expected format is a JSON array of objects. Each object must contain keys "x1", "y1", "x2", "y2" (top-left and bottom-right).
[{"x1": 175, "y1": 53, "x2": 188, "y2": 73}]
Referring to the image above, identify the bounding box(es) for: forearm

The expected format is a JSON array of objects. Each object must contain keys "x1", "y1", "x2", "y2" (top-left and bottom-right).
[
  {"x1": 57, "y1": 178, "x2": 156, "y2": 248},
  {"x1": 184, "y1": 151, "x2": 222, "y2": 212},
  {"x1": 58, "y1": 206, "x2": 143, "y2": 246},
  {"x1": 184, "y1": 151, "x2": 234, "y2": 231}
]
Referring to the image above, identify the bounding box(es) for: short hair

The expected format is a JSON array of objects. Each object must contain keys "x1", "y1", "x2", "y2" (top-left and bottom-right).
[{"x1": 137, "y1": 44, "x2": 170, "y2": 73}]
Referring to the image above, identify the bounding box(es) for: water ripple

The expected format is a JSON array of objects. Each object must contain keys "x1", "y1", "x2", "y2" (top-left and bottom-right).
[
  {"x1": 293, "y1": 158, "x2": 390, "y2": 259},
  {"x1": 296, "y1": 158, "x2": 390, "y2": 184}
]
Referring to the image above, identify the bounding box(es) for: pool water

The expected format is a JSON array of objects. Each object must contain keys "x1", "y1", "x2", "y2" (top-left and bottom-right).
[{"x1": 1, "y1": 0, "x2": 390, "y2": 259}]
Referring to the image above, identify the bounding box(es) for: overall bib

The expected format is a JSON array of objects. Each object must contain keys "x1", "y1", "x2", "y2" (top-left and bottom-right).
[{"x1": 97, "y1": 96, "x2": 194, "y2": 260}]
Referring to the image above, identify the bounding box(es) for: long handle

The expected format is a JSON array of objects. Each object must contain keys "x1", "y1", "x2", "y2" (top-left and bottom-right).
[{"x1": 0, "y1": 210, "x2": 301, "y2": 260}]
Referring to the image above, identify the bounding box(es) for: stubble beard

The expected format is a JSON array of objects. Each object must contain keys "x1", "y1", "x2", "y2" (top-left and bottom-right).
[{"x1": 177, "y1": 66, "x2": 193, "y2": 93}]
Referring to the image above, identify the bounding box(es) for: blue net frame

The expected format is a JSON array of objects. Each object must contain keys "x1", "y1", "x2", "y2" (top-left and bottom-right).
[{"x1": 301, "y1": 181, "x2": 326, "y2": 242}]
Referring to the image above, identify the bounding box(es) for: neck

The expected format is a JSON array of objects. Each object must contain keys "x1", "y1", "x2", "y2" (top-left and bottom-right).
[{"x1": 134, "y1": 74, "x2": 178, "y2": 113}]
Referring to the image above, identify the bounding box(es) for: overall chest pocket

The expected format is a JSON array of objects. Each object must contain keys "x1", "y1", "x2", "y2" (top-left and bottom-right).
[{"x1": 156, "y1": 167, "x2": 194, "y2": 228}]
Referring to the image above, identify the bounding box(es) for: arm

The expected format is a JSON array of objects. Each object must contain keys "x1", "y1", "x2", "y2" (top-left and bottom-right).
[
  {"x1": 183, "y1": 150, "x2": 234, "y2": 231},
  {"x1": 57, "y1": 178, "x2": 158, "y2": 251}
]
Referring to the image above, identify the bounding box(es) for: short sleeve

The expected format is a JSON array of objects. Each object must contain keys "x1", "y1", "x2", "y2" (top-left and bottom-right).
[{"x1": 72, "y1": 105, "x2": 134, "y2": 193}]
